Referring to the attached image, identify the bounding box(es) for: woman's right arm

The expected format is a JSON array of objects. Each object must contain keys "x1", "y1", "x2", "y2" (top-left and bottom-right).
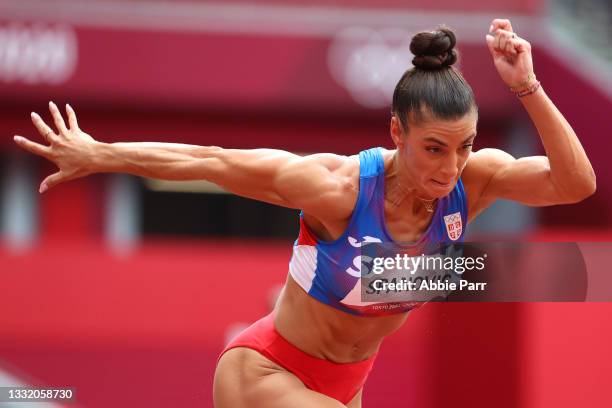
[{"x1": 13, "y1": 102, "x2": 357, "y2": 221}]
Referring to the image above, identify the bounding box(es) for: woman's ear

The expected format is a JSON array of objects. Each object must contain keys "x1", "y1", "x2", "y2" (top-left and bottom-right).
[{"x1": 390, "y1": 116, "x2": 405, "y2": 147}]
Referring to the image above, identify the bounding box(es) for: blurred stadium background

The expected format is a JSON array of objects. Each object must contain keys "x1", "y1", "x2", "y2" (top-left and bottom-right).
[{"x1": 0, "y1": 0, "x2": 611, "y2": 407}]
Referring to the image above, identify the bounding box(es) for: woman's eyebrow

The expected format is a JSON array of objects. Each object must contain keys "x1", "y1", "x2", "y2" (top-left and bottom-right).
[
  {"x1": 423, "y1": 136, "x2": 447, "y2": 146},
  {"x1": 423, "y1": 133, "x2": 476, "y2": 147},
  {"x1": 462, "y1": 133, "x2": 477, "y2": 144}
]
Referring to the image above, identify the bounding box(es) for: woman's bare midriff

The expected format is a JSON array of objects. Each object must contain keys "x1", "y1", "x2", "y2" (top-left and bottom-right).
[{"x1": 273, "y1": 273, "x2": 410, "y2": 364}]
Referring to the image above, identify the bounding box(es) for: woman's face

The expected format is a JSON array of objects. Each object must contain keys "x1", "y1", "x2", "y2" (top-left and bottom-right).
[{"x1": 390, "y1": 110, "x2": 478, "y2": 199}]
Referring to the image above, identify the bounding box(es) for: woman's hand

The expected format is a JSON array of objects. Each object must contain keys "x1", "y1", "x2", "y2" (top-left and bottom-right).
[
  {"x1": 485, "y1": 18, "x2": 534, "y2": 88},
  {"x1": 13, "y1": 101, "x2": 100, "y2": 193}
]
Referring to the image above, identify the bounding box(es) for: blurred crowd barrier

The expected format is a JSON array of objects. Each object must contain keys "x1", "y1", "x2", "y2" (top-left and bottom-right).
[{"x1": 552, "y1": 0, "x2": 612, "y2": 63}]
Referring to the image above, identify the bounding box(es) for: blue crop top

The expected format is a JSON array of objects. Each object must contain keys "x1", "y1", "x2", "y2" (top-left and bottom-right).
[{"x1": 288, "y1": 147, "x2": 468, "y2": 316}]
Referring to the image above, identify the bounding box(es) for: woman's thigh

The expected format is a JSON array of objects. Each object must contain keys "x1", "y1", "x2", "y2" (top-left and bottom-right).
[
  {"x1": 214, "y1": 347, "x2": 350, "y2": 408},
  {"x1": 346, "y1": 388, "x2": 362, "y2": 408}
]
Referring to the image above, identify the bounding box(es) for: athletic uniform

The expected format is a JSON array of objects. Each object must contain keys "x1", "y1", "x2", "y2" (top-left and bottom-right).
[{"x1": 219, "y1": 147, "x2": 468, "y2": 404}]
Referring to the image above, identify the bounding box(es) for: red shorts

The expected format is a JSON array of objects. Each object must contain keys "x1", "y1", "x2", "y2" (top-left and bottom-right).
[{"x1": 218, "y1": 312, "x2": 378, "y2": 405}]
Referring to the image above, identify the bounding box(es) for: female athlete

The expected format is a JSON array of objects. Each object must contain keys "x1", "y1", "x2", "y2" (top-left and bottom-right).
[{"x1": 13, "y1": 19, "x2": 596, "y2": 408}]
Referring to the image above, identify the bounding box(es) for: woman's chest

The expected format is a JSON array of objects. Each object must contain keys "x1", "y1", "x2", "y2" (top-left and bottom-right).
[{"x1": 383, "y1": 202, "x2": 436, "y2": 243}]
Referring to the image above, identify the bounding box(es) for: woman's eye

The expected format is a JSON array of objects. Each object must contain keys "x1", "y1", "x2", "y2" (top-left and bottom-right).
[
  {"x1": 462, "y1": 144, "x2": 473, "y2": 150},
  {"x1": 426, "y1": 147, "x2": 441, "y2": 153}
]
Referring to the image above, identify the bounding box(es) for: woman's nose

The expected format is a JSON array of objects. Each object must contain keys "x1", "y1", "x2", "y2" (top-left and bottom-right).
[{"x1": 440, "y1": 154, "x2": 459, "y2": 180}]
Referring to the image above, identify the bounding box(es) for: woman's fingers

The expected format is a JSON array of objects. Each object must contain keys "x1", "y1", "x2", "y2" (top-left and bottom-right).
[
  {"x1": 493, "y1": 29, "x2": 518, "y2": 56},
  {"x1": 497, "y1": 32, "x2": 506, "y2": 52},
  {"x1": 498, "y1": 29, "x2": 508, "y2": 51},
  {"x1": 13, "y1": 135, "x2": 51, "y2": 158},
  {"x1": 505, "y1": 37, "x2": 518, "y2": 56},
  {"x1": 40, "y1": 171, "x2": 67, "y2": 193},
  {"x1": 18, "y1": 104, "x2": 91, "y2": 193},
  {"x1": 48, "y1": 101, "x2": 68, "y2": 135},
  {"x1": 485, "y1": 33, "x2": 498, "y2": 57},
  {"x1": 30, "y1": 111, "x2": 56, "y2": 142},
  {"x1": 65, "y1": 103, "x2": 79, "y2": 130},
  {"x1": 490, "y1": 18, "x2": 513, "y2": 34}
]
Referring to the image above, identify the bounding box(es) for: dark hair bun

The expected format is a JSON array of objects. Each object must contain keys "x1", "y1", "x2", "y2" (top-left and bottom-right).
[{"x1": 410, "y1": 26, "x2": 458, "y2": 70}]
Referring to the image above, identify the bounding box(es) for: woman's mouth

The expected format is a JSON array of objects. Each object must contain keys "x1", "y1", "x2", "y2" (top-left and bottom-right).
[{"x1": 430, "y1": 179, "x2": 452, "y2": 189}]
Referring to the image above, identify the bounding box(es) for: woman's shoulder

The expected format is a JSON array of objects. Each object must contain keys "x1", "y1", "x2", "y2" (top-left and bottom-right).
[
  {"x1": 378, "y1": 147, "x2": 395, "y2": 160},
  {"x1": 358, "y1": 147, "x2": 395, "y2": 176},
  {"x1": 462, "y1": 148, "x2": 516, "y2": 221},
  {"x1": 462, "y1": 148, "x2": 515, "y2": 185}
]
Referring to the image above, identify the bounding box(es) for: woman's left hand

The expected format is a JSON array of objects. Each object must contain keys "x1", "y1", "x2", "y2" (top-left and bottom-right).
[{"x1": 485, "y1": 19, "x2": 534, "y2": 87}]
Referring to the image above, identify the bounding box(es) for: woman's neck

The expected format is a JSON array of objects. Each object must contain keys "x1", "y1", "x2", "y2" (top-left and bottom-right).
[{"x1": 384, "y1": 151, "x2": 437, "y2": 214}]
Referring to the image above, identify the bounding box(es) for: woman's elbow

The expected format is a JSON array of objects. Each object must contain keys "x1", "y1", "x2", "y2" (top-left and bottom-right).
[
  {"x1": 564, "y1": 172, "x2": 597, "y2": 203},
  {"x1": 581, "y1": 173, "x2": 597, "y2": 199}
]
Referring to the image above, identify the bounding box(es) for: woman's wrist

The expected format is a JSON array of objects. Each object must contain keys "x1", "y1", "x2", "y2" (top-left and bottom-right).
[
  {"x1": 88, "y1": 141, "x2": 117, "y2": 174},
  {"x1": 509, "y1": 72, "x2": 540, "y2": 98},
  {"x1": 518, "y1": 82, "x2": 545, "y2": 104}
]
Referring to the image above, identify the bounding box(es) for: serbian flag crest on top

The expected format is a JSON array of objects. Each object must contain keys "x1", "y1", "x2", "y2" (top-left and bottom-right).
[{"x1": 443, "y1": 212, "x2": 462, "y2": 241}]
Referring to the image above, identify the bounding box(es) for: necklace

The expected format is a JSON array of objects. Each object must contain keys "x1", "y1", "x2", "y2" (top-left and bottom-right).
[
  {"x1": 386, "y1": 153, "x2": 438, "y2": 211},
  {"x1": 416, "y1": 196, "x2": 437, "y2": 213},
  {"x1": 386, "y1": 177, "x2": 437, "y2": 212}
]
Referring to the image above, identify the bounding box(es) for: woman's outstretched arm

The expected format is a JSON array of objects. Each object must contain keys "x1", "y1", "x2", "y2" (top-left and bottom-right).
[{"x1": 13, "y1": 102, "x2": 357, "y2": 221}]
